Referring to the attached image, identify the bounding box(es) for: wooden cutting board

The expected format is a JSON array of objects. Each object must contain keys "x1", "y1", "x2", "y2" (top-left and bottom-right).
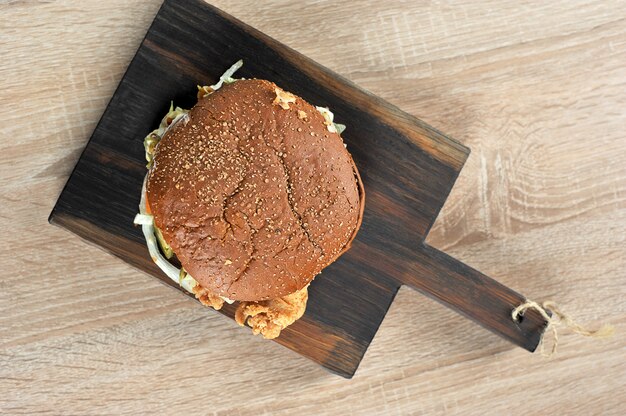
[{"x1": 49, "y1": 0, "x2": 548, "y2": 378}]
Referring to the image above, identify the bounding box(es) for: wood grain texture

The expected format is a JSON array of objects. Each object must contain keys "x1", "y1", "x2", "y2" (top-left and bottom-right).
[
  {"x1": 1, "y1": 0, "x2": 625, "y2": 413},
  {"x1": 47, "y1": 0, "x2": 548, "y2": 377}
]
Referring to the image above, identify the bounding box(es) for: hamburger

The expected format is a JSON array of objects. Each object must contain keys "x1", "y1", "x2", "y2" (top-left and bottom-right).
[{"x1": 134, "y1": 61, "x2": 364, "y2": 338}]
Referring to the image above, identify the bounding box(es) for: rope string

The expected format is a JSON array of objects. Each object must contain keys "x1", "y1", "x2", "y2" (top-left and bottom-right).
[{"x1": 512, "y1": 300, "x2": 614, "y2": 356}]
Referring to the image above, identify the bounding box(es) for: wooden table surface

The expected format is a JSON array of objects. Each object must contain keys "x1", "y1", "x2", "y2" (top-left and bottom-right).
[{"x1": 1, "y1": 1, "x2": 625, "y2": 414}]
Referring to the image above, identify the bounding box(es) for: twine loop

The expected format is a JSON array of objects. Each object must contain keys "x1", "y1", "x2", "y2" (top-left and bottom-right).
[{"x1": 512, "y1": 300, "x2": 614, "y2": 356}]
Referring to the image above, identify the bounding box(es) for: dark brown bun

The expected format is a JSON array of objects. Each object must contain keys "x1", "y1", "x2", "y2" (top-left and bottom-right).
[{"x1": 146, "y1": 79, "x2": 364, "y2": 301}]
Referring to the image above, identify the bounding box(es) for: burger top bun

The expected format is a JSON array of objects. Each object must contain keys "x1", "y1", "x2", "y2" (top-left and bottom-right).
[{"x1": 146, "y1": 79, "x2": 364, "y2": 301}]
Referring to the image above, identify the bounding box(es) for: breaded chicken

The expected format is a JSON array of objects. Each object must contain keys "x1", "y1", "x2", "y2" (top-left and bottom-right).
[{"x1": 235, "y1": 286, "x2": 308, "y2": 339}]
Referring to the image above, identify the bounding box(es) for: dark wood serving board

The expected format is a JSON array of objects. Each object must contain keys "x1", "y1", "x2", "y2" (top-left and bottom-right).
[{"x1": 49, "y1": 0, "x2": 548, "y2": 378}]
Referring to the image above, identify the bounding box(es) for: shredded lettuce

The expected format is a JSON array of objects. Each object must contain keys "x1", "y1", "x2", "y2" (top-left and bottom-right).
[
  {"x1": 334, "y1": 122, "x2": 346, "y2": 134},
  {"x1": 143, "y1": 103, "x2": 189, "y2": 168},
  {"x1": 134, "y1": 176, "x2": 197, "y2": 293},
  {"x1": 133, "y1": 213, "x2": 153, "y2": 225},
  {"x1": 154, "y1": 226, "x2": 174, "y2": 259},
  {"x1": 197, "y1": 60, "x2": 244, "y2": 99},
  {"x1": 209, "y1": 59, "x2": 243, "y2": 91},
  {"x1": 315, "y1": 106, "x2": 346, "y2": 134}
]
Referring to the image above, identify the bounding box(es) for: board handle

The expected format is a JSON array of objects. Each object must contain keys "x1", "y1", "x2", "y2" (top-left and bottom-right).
[{"x1": 400, "y1": 244, "x2": 548, "y2": 352}]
